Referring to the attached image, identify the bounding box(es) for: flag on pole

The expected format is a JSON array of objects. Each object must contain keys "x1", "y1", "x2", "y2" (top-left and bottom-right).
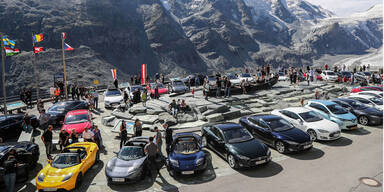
[
  {"x1": 33, "y1": 34, "x2": 43, "y2": 43},
  {"x1": 142, "y1": 64, "x2": 147, "y2": 85},
  {"x1": 61, "y1": 32, "x2": 67, "y2": 40},
  {"x1": 64, "y1": 43, "x2": 74, "y2": 51},
  {"x1": 111, "y1": 69, "x2": 117, "y2": 80},
  {"x1": 33, "y1": 46, "x2": 44, "y2": 53},
  {"x1": 2, "y1": 36, "x2": 15, "y2": 48},
  {"x1": 4, "y1": 47, "x2": 20, "y2": 56}
]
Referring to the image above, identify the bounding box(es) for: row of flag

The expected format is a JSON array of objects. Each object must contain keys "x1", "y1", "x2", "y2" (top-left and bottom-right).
[{"x1": 2, "y1": 32, "x2": 74, "y2": 56}]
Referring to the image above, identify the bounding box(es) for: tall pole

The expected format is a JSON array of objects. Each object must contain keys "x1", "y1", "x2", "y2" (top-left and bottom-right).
[
  {"x1": 32, "y1": 33, "x2": 39, "y2": 100},
  {"x1": 62, "y1": 35, "x2": 68, "y2": 100},
  {"x1": 0, "y1": 33, "x2": 7, "y2": 115}
]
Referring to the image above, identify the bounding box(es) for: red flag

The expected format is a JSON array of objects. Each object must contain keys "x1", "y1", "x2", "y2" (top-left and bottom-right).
[
  {"x1": 64, "y1": 43, "x2": 74, "y2": 51},
  {"x1": 61, "y1": 32, "x2": 67, "y2": 40},
  {"x1": 33, "y1": 46, "x2": 44, "y2": 53},
  {"x1": 111, "y1": 69, "x2": 117, "y2": 80},
  {"x1": 142, "y1": 64, "x2": 147, "y2": 85}
]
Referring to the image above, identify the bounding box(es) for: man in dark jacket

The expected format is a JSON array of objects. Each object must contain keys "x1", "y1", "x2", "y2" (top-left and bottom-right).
[
  {"x1": 2, "y1": 148, "x2": 19, "y2": 192},
  {"x1": 164, "y1": 122, "x2": 173, "y2": 156}
]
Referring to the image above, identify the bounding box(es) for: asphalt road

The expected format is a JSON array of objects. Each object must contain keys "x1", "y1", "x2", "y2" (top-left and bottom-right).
[{"x1": 14, "y1": 82, "x2": 383, "y2": 192}]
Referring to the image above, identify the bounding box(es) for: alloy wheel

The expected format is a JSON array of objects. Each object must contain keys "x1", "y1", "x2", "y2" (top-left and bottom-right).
[
  {"x1": 275, "y1": 141, "x2": 286, "y2": 153},
  {"x1": 359, "y1": 116, "x2": 369, "y2": 126},
  {"x1": 227, "y1": 155, "x2": 236, "y2": 168},
  {"x1": 202, "y1": 136, "x2": 207, "y2": 147},
  {"x1": 307, "y1": 130, "x2": 317, "y2": 141}
]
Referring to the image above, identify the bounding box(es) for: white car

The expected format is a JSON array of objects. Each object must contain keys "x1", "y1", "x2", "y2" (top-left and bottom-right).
[
  {"x1": 104, "y1": 88, "x2": 124, "y2": 108},
  {"x1": 350, "y1": 90, "x2": 383, "y2": 98},
  {"x1": 278, "y1": 72, "x2": 288, "y2": 81},
  {"x1": 348, "y1": 95, "x2": 383, "y2": 111},
  {"x1": 227, "y1": 74, "x2": 241, "y2": 87},
  {"x1": 271, "y1": 107, "x2": 341, "y2": 141},
  {"x1": 238, "y1": 73, "x2": 255, "y2": 83},
  {"x1": 321, "y1": 70, "x2": 338, "y2": 81}
]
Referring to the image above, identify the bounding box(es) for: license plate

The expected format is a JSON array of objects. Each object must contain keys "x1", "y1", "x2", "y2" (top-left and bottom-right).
[
  {"x1": 43, "y1": 188, "x2": 57, "y2": 192},
  {"x1": 303, "y1": 144, "x2": 312, "y2": 149},
  {"x1": 350, "y1": 126, "x2": 357, "y2": 130},
  {"x1": 112, "y1": 178, "x2": 125, "y2": 182},
  {"x1": 255, "y1": 159, "x2": 266, "y2": 165},
  {"x1": 181, "y1": 171, "x2": 194, "y2": 175}
]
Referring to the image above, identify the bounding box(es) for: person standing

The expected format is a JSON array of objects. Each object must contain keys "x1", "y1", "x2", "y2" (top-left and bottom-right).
[
  {"x1": 41, "y1": 125, "x2": 53, "y2": 159},
  {"x1": 351, "y1": 72, "x2": 355, "y2": 85},
  {"x1": 306, "y1": 71, "x2": 310, "y2": 86},
  {"x1": 141, "y1": 89, "x2": 147, "y2": 107},
  {"x1": 120, "y1": 120, "x2": 128, "y2": 149},
  {"x1": 82, "y1": 127, "x2": 95, "y2": 142},
  {"x1": 114, "y1": 79, "x2": 119, "y2": 89},
  {"x1": 69, "y1": 129, "x2": 78, "y2": 144},
  {"x1": 144, "y1": 137, "x2": 158, "y2": 178},
  {"x1": 25, "y1": 88, "x2": 32, "y2": 108},
  {"x1": 23, "y1": 113, "x2": 32, "y2": 133},
  {"x1": 241, "y1": 79, "x2": 247, "y2": 94},
  {"x1": 155, "y1": 81, "x2": 159, "y2": 99},
  {"x1": 309, "y1": 68, "x2": 314, "y2": 82},
  {"x1": 187, "y1": 76, "x2": 191, "y2": 90},
  {"x1": 225, "y1": 77, "x2": 231, "y2": 98},
  {"x1": 2, "y1": 148, "x2": 19, "y2": 192},
  {"x1": 93, "y1": 125, "x2": 102, "y2": 148},
  {"x1": 20, "y1": 89, "x2": 25, "y2": 104},
  {"x1": 133, "y1": 119, "x2": 142, "y2": 137},
  {"x1": 59, "y1": 129, "x2": 69, "y2": 151},
  {"x1": 204, "y1": 80, "x2": 210, "y2": 100},
  {"x1": 154, "y1": 127, "x2": 163, "y2": 157},
  {"x1": 93, "y1": 89, "x2": 99, "y2": 109},
  {"x1": 164, "y1": 122, "x2": 173, "y2": 156},
  {"x1": 324, "y1": 64, "x2": 328, "y2": 70},
  {"x1": 39, "y1": 109, "x2": 49, "y2": 130},
  {"x1": 195, "y1": 76, "x2": 199, "y2": 88},
  {"x1": 216, "y1": 76, "x2": 221, "y2": 98},
  {"x1": 169, "y1": 99, "x2": 178, "y2": 117}
]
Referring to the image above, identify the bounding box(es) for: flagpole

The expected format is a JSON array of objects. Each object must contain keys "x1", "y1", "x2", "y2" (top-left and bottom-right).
[
  {"x1": 32, "y1": 33, "x2": 39, "y2": 100},
  {"x1": 62, "y1": 35, "x2": 68, "y2": 101},
  {"x1": 0, "y1": 32, "x2": 7, "y2": 115}
]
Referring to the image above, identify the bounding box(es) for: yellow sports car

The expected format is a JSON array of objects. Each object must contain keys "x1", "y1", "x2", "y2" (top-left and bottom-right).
[{"x1": 36, "y1": 142, "x2": 99, "y2": 191}]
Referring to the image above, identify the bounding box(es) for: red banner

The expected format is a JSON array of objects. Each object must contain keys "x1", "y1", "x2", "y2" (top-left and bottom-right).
[
  {"x1": 111, "y1": 69, "x2": 117, "y2": 80},
  {"x1": 142, "y1": 64, "x2": 147, "y2": 85},
  {"x1": 33, "y1": 46, "x2": 44, "y2": 53}
]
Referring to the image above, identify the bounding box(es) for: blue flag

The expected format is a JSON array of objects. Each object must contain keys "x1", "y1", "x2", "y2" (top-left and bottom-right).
[{"x1": 2, "y1": 36, "x2": 15, "y2": 48}]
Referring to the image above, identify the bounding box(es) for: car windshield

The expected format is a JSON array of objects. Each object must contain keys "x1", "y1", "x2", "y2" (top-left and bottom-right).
[
  {"x1": 222, "y1": 127, "x2": 253, "y2": 144},
  {"x1": 173, "y1": 81, "x2": 185, "y2": 86},
  {"x1": 48, "y1": 104, "x2": 66, "y2": 112},
  {"x1": 207, "y1": 76, "x2": 216, "y2": 81},
  {"x1": 363, "y1": 72, "x2": 371, "y2": 76},
  {"x1": 174, "y1": 137, "x2": 199, "y2": 154},
  {"x1": 241, "y1": 73, "x2": 251, "y2": 77},
  {"x1": 326, "y1": 72, "x2": 336, "y2": 75},
  {"x1": 266, "y1": 118, "x2": 293, "y2": 132},
  {"x1": 227, "y1": 75, "x2": 237, "y2": 79},
  {"x1": 327, "y1": 104, "x2": 348, "y2": 114},
  {"x1": 279, "y1": 72, "x2": 284, "y2": 76},
  {"x1": 65, "y1": 114, "x2": 89, "y2": 124},
  {"x1": 118, "y1": 146, "x2": 145, "y2": 161},
  {"x1": 369, "y1": 97, "x2": 383, "y2": 105},
  {"x1": 299, "y1": 111, "x2": 322, "y2": 122},
  {"x1": 341, "y1": 72, "x2": 351, "y2": 76},
  {"x1": 106, "y1": 90, "x2": 121, "y2": 96},
  {"x1": 51, "y1": 153, "x2": 80, "y2": 169},
  {"x1": 130, "y1": 86, "x2": 143, "y2": 92}
]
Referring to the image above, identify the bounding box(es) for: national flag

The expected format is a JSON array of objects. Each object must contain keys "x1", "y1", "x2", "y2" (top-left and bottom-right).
[
  {"x1": 61, "y1": 32, "x2": 66, "y2": 40},
  {"x1": 2, "y1": 36, "x2": 15, "y2": 48},
  {"x1": 142, "y1": 64, "x2": 147, "y2": 85},
  {"x1": 111, "y1": 69, "x2": 117, "y2": 80},
  {"x1": 64, "y1": 43, "x2": 74, "y2": 51},
  {"x1": 33, "y1": 34, "x2": 43, "y2": 43},
  {"x1": 4, "y1": 47, "x2": 20, "y2": 56},
  {"x1": 33, "y1": 46, "x2": 44, "y2": 54}
]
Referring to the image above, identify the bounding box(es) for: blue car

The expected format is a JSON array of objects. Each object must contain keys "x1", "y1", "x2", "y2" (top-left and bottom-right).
[
  {"x1": 305, "y1": 100, "x2": 358, "y2": 130},
  {"x1": 167, "y1": 133, "x2": 207, "y2": 176},
  {"x1": 239, "y1": 115, "x2": 312, "y2": 154}
]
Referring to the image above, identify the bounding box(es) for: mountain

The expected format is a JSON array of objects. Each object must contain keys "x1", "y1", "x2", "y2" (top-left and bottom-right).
[{"x1": 0, "y1": 0, "x2": 382, "y2": 96}]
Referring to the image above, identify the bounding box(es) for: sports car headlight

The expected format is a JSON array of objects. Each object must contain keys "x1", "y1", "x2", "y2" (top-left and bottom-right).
[
  {"x1": 37, "y1": 173, "x2": 45, "y2": 182},
  {"x1": 62, "y1": 173, "x2": 73, "y2": 182},
  {"x1": 169, "y1": 158, "x2": 179, "y2": 167},
  {"x1": 236, "y1": 154, "x2": 250, "y2": 160},
  {"x1": 127, "y1": 166, "x2": 139, "y2": 173},
  {"x1": 196, "y1": 158, "x2": 204, "y2": 166},
  {"x1": 317, "y1": 129, "x2": 329, "y2": 133},
  {"x1": 285, "y1": 140, "x2": 298, "y2": 145}
]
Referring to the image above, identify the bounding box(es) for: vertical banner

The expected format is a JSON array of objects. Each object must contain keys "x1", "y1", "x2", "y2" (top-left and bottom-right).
[
  {"x1": 142, "y1": 64, "x2": 147, "y2": 85},
  {"x1": 111, "y1": 69, "x2": 117, "y2": 80}
]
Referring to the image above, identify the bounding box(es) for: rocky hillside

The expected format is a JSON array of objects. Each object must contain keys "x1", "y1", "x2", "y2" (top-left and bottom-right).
[{"x1": 0, "y1": 0, "x2": 382, "y2": 96}]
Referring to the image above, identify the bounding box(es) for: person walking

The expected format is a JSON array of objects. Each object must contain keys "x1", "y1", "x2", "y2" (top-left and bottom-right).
[
  {"x1": 59, "y1": 129, "x2": 69, "y2": 151},
  {"x1": 2, "y1": 148, "x2": 19, "y2": 192},
  {"x1": 120, "y1": 120, "x2": 128, "y2": 149},
  {"x1": 225, "y1": 77, "x2": 231, "y2": 98},
  {"x1": 144, "y1": 137, "x2": 158, "y2": 178},
  {"x1": 154, "y1": 127, "x2": 163, "y2": 157},
  {"x1": 133, "y1": 119, "x2": 142, "y2": 137},
  {"x1": 41, "y1": 125, "x2": 53, "y2": 159},
  {"x1": 164, "y1": 122, "x2": 173, "y2": 156},
  {"x1": 93, "y1": 125, "x2": 102, "y2": 148},
  {"x1": 93, "y1": 89, "x2": 99, "y2": 109},
  {"x1": 82, "y1": 127, "x2": 95, "y2": 142}
]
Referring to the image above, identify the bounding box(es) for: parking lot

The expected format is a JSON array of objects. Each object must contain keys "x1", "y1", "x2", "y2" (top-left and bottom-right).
[{"x1": 15, "y1": 81, "x2": 383, "y2": 192}]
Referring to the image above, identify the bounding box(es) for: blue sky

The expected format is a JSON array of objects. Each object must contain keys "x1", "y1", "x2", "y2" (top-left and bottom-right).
[{"x1": 306, "y1": 0, "x2": 383, "y2": 16}]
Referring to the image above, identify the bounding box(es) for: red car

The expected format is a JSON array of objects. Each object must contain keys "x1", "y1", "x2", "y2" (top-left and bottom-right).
[
  {"x1": 147, "y1": 83, "x2": 168, "y2": 97},
  {"x1": 351, "y1": 86, "x2": 383, "y2": 93},
  {"x1": 61, "y1": 109, "x2": 93, "y2": 134}
]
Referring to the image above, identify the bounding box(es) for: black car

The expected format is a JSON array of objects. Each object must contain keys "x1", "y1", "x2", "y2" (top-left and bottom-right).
[
  {"x1": 340, "y1": 71, "x2": 352, "y2": 79},
  {"x1": 239, "y1": 115, "x2": 312, "y2": 154},
  {"x1": 0, "y1": 141, "x2": 40, "y2": 183},
  {"x1": 332, "y1": 98, "x2": 383, "y2": 126},
  {"x1": 47, "y1": 101, "x2": 89, "y2": 126},
  {"x1": 0, "y1": 114, "x2": 39, "y2": 142},
  {"x1": 201, "y1": 123, "x2": 271, "y2": 169}
]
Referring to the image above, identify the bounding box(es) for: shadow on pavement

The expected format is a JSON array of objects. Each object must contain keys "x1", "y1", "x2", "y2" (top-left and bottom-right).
[
  {"x1": 318, "y1": 136, "x2": 353, "y2": 147},
  {"x1": 342, "y1": 127, "x2": 371, "y2": 136},
  {"x1": 286, "y1": 147, "x2": 324, "y2": 160},
  {"x1": 15, "y1": 163, "x2": 43, "y2": 192},
  {"x1": 73, "y1": 161, "x2": 104, "y2": 192},
  {"x1": 238, "y1": 161, "x2": 283, "y2": 178},
  {"x1": 108, "y1": 174, "x2": 156, "y2": 191}
]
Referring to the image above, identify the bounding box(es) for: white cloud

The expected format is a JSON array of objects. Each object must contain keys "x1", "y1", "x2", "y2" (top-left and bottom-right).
[{"x1": 306, "y1": 0, "x2": 383, "y2": 16}]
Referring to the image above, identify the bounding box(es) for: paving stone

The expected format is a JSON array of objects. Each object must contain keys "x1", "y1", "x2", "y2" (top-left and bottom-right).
[
  {"x1": 206, "y1": 113, "x2": 224, "y2": 123},
  {"x1": 111, "y1": 110, "x2": 133, "y2": 119},
  {"x1": 222, "y1": 109, "x2": 241, "y2": 120},
  {"x1": 177, "y1": 113, "x2": 198, "y2": 123},
  {"x1": 134, "y1": 115, "x2": 158, "y2": 124},
  {"x1": 283, "y1": 97, "x2": 300, "y2": 103},
  {"x1": 128, "y1": 106, "x2": 147, "y2": 114}
]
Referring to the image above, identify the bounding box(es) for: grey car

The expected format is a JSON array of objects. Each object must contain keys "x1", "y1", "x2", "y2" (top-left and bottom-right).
[{"x1": 170, "y1": 80, "x2": 189, "y2": 93}]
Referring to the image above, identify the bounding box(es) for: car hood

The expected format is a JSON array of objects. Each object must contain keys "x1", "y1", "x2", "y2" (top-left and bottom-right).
[
  {"x1": 332, "y1": 112, "x2": 356, "y2": 121},
  {"x1": 227, "y1": 139, "x2": 268, "y2": 158},
  {"x1": 62, "y1": 121, "x2": 92, "y2": 134},
  {"x1": 304, "y1": 119, "x2": 340, "y2": 132},
  {"x1": 104, "y1": 96, "x2": 123, "y2": 102},
  {"x1": 170, "y1": 150, "x2": 204, "y2": 161},
  {"x1": 274, "y1": 128, "x2": 310, "y2": 143},
  {"x1": 106, "y1": 156, "x2": 146, "y2": 177}
]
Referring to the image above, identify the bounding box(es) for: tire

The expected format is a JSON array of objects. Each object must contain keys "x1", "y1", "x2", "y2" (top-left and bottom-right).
[
  {"x1": 358, "y1": 115, "x2": 369, "y2": 126},
  {"x1": 275, "y1": 141, "x2": 286, "y2": 154},
  {"x1": 201, "y1": 135, "x2": 207, "y2": 147},
  {"x1": 307, "y1": 129, "x2": 317, "y2": 141},
  {"x1": 75, "y1": 173, "x2": 83, "y2": 189},
  {"x1": 227, "y1": 154, "x2": 238, "y2": 169}
]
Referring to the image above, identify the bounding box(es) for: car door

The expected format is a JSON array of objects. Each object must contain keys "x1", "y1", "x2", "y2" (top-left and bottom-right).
[
  {"x1": 309, "y1": 103, "x2": 330, "y2": 119},
  {"x1": 257, "y1": 120, "x2": 275, "y2": 145},
  {"x1": 279, "y1": 110, "x2": 295, "y2": 124},
  {"x1": 287, "y1": 112, "x2": 305, "y2": 130},
  {"x1": 209, "y1": 127, "x2": 226, "y2": 157},
  {"x1": 247, "y1": 118, "x2": 265, "y2": 140}
]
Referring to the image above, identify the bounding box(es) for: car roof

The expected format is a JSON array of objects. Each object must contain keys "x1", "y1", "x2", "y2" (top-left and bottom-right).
[
  {"x1": 333, "y1": 98, "x2": 355, "y2": 103},
  {"x1": 309, "y1": 100, "x2": 336, "y2": 105},
  {"x1": 214, "y1": 123, "x2": 243, "y2": 130},
  {"x1": 0, "y1": 114, "x2": 24, "y2": 121},
  {"x1": 249, "y1": 114, "x2": 281, "y2": 121},
  {"x1": 283, "y1": 107, "x2": 311, "y2": 113},
  {"x1": 349, "y1": 95, "x2": 375, "y2": 99},
  {"x1": 66, "y1": 109, "x2": 89, "y2": 116},
  {"x1": 173, "y1": 132, "x2": 200, "y2": 140}
]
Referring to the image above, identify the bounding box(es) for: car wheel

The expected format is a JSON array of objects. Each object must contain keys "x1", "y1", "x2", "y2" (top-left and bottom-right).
[
  {"x1": 75, "y1": 173, "x2": 83, "y2": 189},
  {"x1": 358, "y1": 115, "x2": 369, "y2": 126},
  {"x1": 227, "y1": 154, "x2": 238, "y2": 169},
  {"x1": 307, "y1": 129, "x2": 317, "y2": 141},
  {"x1": 275, "y1": 141, "x2": 286, "y2": 154},
  {"x1": 201, "y1": 135, "x2": 207, "y2": 147}
]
